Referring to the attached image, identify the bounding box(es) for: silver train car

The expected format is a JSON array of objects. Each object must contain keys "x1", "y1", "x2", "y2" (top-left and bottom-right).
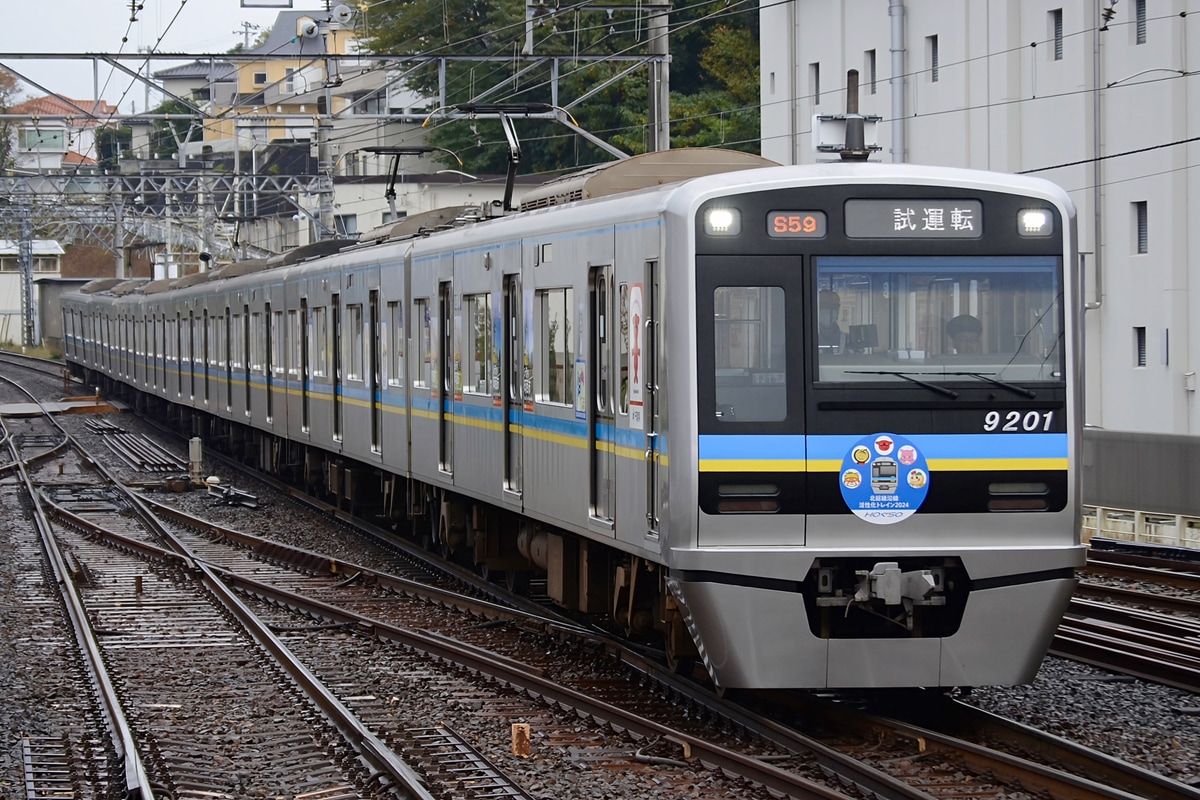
[{"x1": 63, "y1": 150, "x2": 1085, "y2": 690}]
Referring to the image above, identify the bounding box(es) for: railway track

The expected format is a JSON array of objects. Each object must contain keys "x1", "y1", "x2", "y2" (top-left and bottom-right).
[
  {"x1": 4, "y1": 351, "x2": 1199, "y2": 799},
  {"x1": 1, "y1": 373, "x2": 428, "y2": 799}
]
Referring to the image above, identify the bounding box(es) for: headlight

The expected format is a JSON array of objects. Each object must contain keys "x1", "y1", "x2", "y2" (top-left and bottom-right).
[
  {"x1": 704, "y1": 207, "x2": 741, "y2": 236},
  {"x1": 1018, "y1": 208, "x2": 1053, "y2": 236}
]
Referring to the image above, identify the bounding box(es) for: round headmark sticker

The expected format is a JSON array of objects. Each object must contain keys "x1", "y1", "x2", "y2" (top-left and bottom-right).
[{"x1": 839, "y1": 433, "x2": 930, "y2": 525}]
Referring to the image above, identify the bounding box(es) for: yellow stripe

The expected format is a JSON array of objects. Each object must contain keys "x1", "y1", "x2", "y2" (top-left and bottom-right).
[
  {"x1": 715, "y1": 457, "x2": 1069, "y2": 473},
  {"x1": 700, "y1": 459, "x2": 807, "y2": 473}
]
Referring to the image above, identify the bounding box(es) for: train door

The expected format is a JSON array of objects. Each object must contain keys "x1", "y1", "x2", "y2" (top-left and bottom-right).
[
  {"x1": 242, "y1": 305, "x2": 251, "y2": 413},
  {"x1": 203, "y1": 310, "x2": 210, "y2": 404},
  {"x1": 369, "y1": 289, "x2": 382, "y2": 453},
  {"x1": 332, "y1": 293, "x2": 342, "y2": 441},
  {"x1": 265, "y1": 301, "x2": 274, "y2": 421},
  {"x1": 300, "y1": 298, "x2": 310, "y2": 431},
  {"x1": 224, "y1": 311, "x2": 233, "y2": 413},
  {"x1": 178, "y1": 312, "x2": 185, "y2": 397},
  {"x1": 502, "y1": 274, "x2": 523, "y2": 499},
  {"x1": 189, "y1": 312, "x2": 197, "y2": 399},
  {"x1": 643, "y1": 261, "x2": 662, "y2": 537},
  {"x1": 439, "y1": 280, "x2": 454, "y2": 475},
  {"x1": 590, "y1": 265, "x2": 616, "y2": 527}
]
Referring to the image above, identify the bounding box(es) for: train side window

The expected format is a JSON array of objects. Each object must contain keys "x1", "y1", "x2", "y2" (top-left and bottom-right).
[
  {"x1": 712, "y1": 286, "x2": 787, "y2": 422},
  {"x1": 537, "y1": 287, "x2": 574, "y2": 405},
  {"x1": 312, "y1": 307, "x2": 328, "y2": 377},
  {"x1": 413, "y1": 299, "x2": 432, "y2": 388},
  {"x1": 287, "y1": 311, "x2": 300, "y2": 378},
  {"x1": 464, "y1": 293, "x2": 493, "y2": 395},
  {"x1": 345, "y1": 303, "x2": 364, "y2": 381},
  {"x1": 387, "y1": 301, "x2": 404, "y2": 386},
  {"x1": 618, "y1": 282, "x2": 629, "y2": 415},
  {"x1": 250, "y1": 312, "x2": 264, "y2": 375}
]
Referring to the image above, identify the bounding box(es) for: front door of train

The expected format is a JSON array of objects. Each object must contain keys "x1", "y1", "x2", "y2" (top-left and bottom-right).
[
  {"x1": 589, "y1": 265, "x2": 616, "y2": 527},
  {"x1": 439, "y1": 281, "x2": 454, "y2": 475},
  {"x1": 502, "y1": 275, "x2": 523, "y2": 500},
  {"x1": 695, "y1": 256, "x2": 807, "y2": 524}
]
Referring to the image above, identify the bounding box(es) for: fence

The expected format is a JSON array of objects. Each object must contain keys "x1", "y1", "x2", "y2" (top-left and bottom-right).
[{"x1": 1082, "y1": 505, "x2": 1200, "y2": 550}]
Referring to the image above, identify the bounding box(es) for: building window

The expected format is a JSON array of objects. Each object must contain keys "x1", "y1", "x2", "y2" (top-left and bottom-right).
[
  {"x1": 810, "y1": 62, "x2": 820, "y2": 105},
  {"x1": 334, "y1": 214, "x2": 358, "y2": 237},
  {"x1": 1134, "y1": 327, "x2": 1146, "y2": 367},
  {"x1": 865, "y1": 49, "x2": 877, "y2": 94},
  {"x1": 284, "y1": 68, "x2": 295, "y2": 93},
  {"x1": 253, "y1": 71, "x2": 267, "y2": 85},
  {"x1": 18, "y1": 128, "x2": 66, "y2": 152},
  {"x1": 1135, "y1": 0, "x2": 1146, "y2": 44},
  {"x1": 1134, "y1": 201, "x2": 1148, "y2": 254},
  {"x1": 1051, "y1": 9, "x2": 1063, "y2": 60},
  {"x1": 927, "y1": 35, "x2": 940, "y2": 82}
]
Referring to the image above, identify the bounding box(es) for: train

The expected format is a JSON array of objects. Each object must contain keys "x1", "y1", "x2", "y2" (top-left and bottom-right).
[{"x1": 62, "y1": 148, "x2": 1085, "y2": 690}]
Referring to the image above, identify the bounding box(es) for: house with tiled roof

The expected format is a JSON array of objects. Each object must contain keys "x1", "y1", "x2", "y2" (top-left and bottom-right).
[
  {"x1": 172, "y1": 10, "x2": 430, "y2": 170},
  {"x1": 9, "y1": 96, "x2": 118, "y2": 171}
]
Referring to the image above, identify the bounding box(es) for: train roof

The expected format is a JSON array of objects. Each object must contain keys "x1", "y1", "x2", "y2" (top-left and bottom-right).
[
  {"x1": 172, "y1": 270, "x2": 215, "y2": 288},
  {"x1": 78, "y1": 277, "x2": 125, "y2": 294},
  {"x1": 517, "y1": 148, "x2": 779, "y2": 211},
  {"x1": 357, "y1": 205, "x2": 492, "y2": 243}
]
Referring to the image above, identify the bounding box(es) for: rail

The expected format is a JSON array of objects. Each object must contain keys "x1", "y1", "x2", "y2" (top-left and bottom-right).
[{"x1": 1083, "y1": 505, "x2": 1200, "y2": 551}]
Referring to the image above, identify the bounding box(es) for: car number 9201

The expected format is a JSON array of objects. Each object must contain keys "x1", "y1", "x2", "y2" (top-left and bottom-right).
[{"x1": 984, "y1": 410, "x2": 1055, "y2": 432}]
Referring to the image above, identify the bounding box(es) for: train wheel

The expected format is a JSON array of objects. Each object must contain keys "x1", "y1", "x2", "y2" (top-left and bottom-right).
[
  {"x1": 663, "y1": 619, "x2": 700, "y2": 677},
  {"x1": 505, "y1": 569, "x2": 530, "y2": 594}
]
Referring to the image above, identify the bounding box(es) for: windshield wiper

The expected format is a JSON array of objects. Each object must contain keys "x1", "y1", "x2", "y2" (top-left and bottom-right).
[
  {"x1": 942, "y1": 372, "x2": 1037, "y2": 398},
  {"x1": 845, "y1": 371, "x2": 959, "y2": 398}
]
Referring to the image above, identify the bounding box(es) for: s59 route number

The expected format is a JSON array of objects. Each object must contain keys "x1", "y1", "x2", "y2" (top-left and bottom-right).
[{"x1": 984, "y1": 410, "x2": 1055, "y2": 432}]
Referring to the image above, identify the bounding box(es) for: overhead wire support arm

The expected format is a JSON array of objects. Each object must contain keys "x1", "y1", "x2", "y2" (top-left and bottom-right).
[
  {"x1": 430, "y1": 103, "x2": 555, "y2": 213},
  {"x1": 361, "y1": 146, "x2": 463, "y2": 220}
]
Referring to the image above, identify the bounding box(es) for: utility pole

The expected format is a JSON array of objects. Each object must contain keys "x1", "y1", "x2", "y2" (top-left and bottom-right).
[
  {"x1": 647, "y1": 0, "x2": 670, "y2": 152},
  {"x1": 314, "y1": 13, "x2": 342, "y2": 240},
  {"x1": 232, "y1": 21, "x2": 261, "y2": 50},
  {"x1": 18, "y1": 213, "x2": 35, "y2": 348}
]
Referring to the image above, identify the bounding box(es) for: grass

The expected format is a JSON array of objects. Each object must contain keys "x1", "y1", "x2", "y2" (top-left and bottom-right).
[{"x1": 0, "y1": 343, "x2": 63, "y2": 360}]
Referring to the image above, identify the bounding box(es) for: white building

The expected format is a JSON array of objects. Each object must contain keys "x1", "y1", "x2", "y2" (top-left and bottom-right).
[
  {"x1": 760, "y1": 0, "x2": 1197, "y2": 435},
  {"x1": 0, "y1": 240, "x2": 63, "y2": 345}
]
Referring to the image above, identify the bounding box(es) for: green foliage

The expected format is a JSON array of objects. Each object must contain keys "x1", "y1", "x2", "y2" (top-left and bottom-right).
[
  {"x1": 0, "y1": 69, "x2": 22, "y2": 174},
  {"x1": 95, "y1": 125, "x2": 133, "y2": 171},
  {"x1": 360, "y1": 0, "x2": 760, "y2": 174},
  {"x1": 149, "y1": 99, "x2": 202, "y2": 159}
]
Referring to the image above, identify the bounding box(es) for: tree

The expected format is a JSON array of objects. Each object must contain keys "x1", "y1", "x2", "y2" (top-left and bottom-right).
[
  {"x1": 94, "y1": 125, "x2": 133, "y2": 172},
  {"x1": 0, "y1": 69, "x2": 23, "y2": 174},
  {"x1": 360, "y1": 0, "x2": 760, "y2": 174},
  {"x1": 148, "y1": 99, "x2": 202, "y2": 160}
]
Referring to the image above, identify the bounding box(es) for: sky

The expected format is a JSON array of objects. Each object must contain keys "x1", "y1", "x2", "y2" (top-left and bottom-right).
[{"x1": 2, "y1": 0, "x2": 333, "y2": 112}]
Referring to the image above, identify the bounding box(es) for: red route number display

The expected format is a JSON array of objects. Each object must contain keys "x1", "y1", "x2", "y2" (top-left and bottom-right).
[{"x1": 767, "y1": 210, "x2": 827, "y2": 238}]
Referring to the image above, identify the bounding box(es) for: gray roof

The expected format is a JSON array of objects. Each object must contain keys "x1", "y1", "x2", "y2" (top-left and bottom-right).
[
  {"x1": 154, "y1": 60, "x2": 237, "y2": 82},
  {"x1": 247, "y1": 11, "x2": 331, "y2": 57}
]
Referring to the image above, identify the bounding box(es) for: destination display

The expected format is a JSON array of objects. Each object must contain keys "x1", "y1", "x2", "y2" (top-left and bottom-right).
[{"x1": 845, "y1": 199, "x2": 983, "y2": 239}]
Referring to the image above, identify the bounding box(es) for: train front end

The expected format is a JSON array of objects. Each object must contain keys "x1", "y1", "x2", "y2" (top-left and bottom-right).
[{"x1": 664, "y1": 164, "x2": 1085, "y2": 690}]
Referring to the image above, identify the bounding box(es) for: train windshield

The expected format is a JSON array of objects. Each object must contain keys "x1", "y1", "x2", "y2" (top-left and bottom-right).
[{"x1": 814, "y1": 255, "x2": 1064, "y2": 384}]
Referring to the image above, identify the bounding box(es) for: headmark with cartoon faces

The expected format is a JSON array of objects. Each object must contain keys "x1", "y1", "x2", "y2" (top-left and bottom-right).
[{"x1": 839, "y1": 433, "x2": 930, "y2": 525}]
